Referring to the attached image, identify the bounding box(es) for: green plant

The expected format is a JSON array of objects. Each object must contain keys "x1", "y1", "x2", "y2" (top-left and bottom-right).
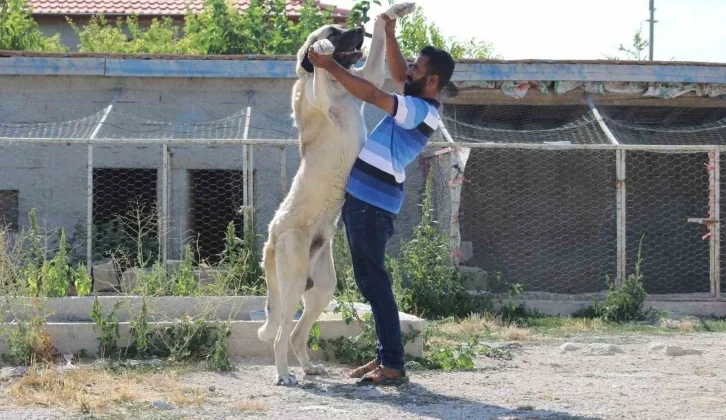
[
  {"x1": 127, "y1": 298, "x2": 151, "y2": 357},
  {"x1": 1, "y1": 300, "x2": 54, "y2": 365},
  {"x1": 73, "y1": 264, "x2": 92, "y2": 297},
  {"x1": 216, "y1": 218, "x2": 265, "y2": 296},
  {"x1": 0, "y1": 0, "x2": 67, "y2": 52},
  {"x1": 391, "y1": 173, "x2": 482, "y2": 319},
  {"x1": 578, "y1": 237, "x2": 649, "y2": 322},
  {"x1": 206, "y1": 322, "x2": 233, "y2": 371},
  {"x1": 173, "y1": 244, "x2": 198, "y2": 296},
  {"x1": 90, "y1": 296, "x2": 122, "y2": 358},
  {"x1": 347, "y1": 0, "x2": 380, "y2": 28}
]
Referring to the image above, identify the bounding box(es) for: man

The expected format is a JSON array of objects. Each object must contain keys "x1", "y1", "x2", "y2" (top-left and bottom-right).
[{"x1": 308, "y1": 14, "x2": 455, "y2": 385}]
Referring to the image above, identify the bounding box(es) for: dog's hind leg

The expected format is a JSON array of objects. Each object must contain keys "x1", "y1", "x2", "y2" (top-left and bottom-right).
[
  {"x1": 257, "y1": 241, "x2": 280, "y2": 342},
  {"x1": 272, "y1": 230, "x2": 310, "y2": 386},
  {"x1": 291, "y1": 239, "x2": 336, "y2": 376}
]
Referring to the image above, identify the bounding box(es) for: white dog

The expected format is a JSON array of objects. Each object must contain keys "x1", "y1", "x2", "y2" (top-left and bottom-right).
[{"x1": 257, "y1": 3, "x2": 416, "y2": 386}]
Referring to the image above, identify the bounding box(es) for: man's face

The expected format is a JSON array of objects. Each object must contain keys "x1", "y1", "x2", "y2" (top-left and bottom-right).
[{"x1": 403, "y1": 55, "x2": 430, "y2": 97}]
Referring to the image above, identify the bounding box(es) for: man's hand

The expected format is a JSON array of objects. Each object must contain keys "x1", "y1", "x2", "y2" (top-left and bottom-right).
[
  {"x1": 308, "y1": 39, "x2": 336, "y2": 70},
  {"x1": 380, "y1": 14, "x2": 396, "y2": 38}
]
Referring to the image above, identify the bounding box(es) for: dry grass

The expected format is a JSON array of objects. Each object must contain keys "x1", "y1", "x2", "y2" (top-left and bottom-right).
[
  {"x1": 6, "y1": 363, "x2": 207, "y2": 414},
  {"x1": 430, "y1": 313, "x2": 533, "y2": 346},
  {"x1": 235, "y1": 399, "x2": 269, "y2": 413}
]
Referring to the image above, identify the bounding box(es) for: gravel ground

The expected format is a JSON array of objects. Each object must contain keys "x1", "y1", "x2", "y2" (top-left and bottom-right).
[{"x1": 1, "y1": 332, "x2": 725, "y2": 420}]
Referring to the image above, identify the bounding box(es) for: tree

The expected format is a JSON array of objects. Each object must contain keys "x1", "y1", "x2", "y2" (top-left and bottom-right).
[
  {"x1": 394, "y1": 3, "x2": 495, "y2": 59},
  {"x1": 604, "y1": 26, "x2": 649, "y2": 61},
  {"x1": 0, "y1": 0, "x2": 66, "y2": 52}
]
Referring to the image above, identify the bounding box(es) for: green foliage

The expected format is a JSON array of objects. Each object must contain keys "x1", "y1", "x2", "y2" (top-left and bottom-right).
[
  {"x1": 576, "y1": 238, "x2": 649, "y2": 322},
  {"x1": 172, "y1": 244, "x2": 198, "y2": 296},
  {"x1": 73, "y1": 264, "x2": 92, "y2": 297},
  {"x1": 395, "y1": 4, "x2": 495, "y2": 59},
  {"x1": 1, "y1": 300, "x2": 54, "y2": 365},
  {"x1": 69, "y1": 14, "x2": 197, "y2": 54},
  {"x1": 604, "y1": 25, "x2": 649, "y2": 61},
  {"x1": 347, "y1": 0, "x2": 380, "y2": 28},
  {"x1": 0, "y1": 0, "x2": 66, "y2": 52},
  {"x1": 218, "y1": 218, "x2": 265, "y2": 295},
  {"x1": 390, "y1": 172, "x2": 483, "y2": 319},
  {"x1": 206, "y1": 322, "x2": 233, "y2": 371},
  {"x1": 90, "y1": 296, "x2": 122, "y2": 358}
]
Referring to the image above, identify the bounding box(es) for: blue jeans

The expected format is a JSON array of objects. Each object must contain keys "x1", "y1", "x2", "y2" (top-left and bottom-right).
[{"x1": 341, "y1": 193, "x2": 405, "y2": 372}]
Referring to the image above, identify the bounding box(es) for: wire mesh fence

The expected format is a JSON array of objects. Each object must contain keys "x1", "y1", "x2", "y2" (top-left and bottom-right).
[{"x1": 2, "y1": 85, "x2": 726, "y2": 298}]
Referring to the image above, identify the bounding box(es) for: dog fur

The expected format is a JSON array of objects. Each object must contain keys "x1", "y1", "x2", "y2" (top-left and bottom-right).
[{"x1": 257, "y1": 3, "x2": 416, "y2": 386}]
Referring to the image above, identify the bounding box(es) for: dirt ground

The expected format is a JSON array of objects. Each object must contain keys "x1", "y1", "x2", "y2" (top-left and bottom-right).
[{"x1": 1, "y1": 331, "x2": 724, "y2": 420}]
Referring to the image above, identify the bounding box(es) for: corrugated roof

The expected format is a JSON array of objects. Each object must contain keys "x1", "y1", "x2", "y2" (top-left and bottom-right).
[{"x1": 28, "y1": 0, "x2": 350, "y2": 17}]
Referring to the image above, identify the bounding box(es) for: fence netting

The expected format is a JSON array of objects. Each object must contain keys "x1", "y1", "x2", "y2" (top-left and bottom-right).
[{"x1": 2, "y1": 86, "x2": 726, "y2": 297}]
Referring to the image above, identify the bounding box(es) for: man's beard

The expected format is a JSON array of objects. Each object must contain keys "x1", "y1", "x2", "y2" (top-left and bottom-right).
[{"x1": 403, "y1": 76, "x2": 426, "y2": 97}]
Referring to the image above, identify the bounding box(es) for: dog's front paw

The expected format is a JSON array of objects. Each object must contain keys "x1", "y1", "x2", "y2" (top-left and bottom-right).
[
  {"x1": 384, "y1": 2, "x2": 416, "y2": 19},
  {"x1": 312, "y1": 39, "x2": 335, "y2": 56},
  {"x1": 303, "y1": 364, "x2": 328, "y2": 376},
  {"x1": 275, "y1": 374, "x2": 298, "y2": 386}
]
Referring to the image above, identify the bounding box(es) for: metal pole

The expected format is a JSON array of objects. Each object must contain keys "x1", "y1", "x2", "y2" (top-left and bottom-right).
[
  {"x1": 648, "y1": 0, "x2": 656, "y2": 61},
  {"x1": 86, "y1": 102, "x2": 115, "y2": 275},
  {"x1": 161, "y1": 143, "x2": 169, "y2": 269},
  {"x1": 587, "y1": 94, "x2": 620, "y2": 146},
  {"x1": 242, "y1": 105, "x2": 251, "y2": 231},
  {"x1": 709, "y1": 148, "x2": 720, "y2": 297},
  {"x1": 616, "y1": 149, "x2": 627, "y2": 286}
]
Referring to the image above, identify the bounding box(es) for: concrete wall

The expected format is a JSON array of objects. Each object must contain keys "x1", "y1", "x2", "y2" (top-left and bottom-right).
[{"x1": 0, "y1": 74, "x2": 428, "y2": 262}]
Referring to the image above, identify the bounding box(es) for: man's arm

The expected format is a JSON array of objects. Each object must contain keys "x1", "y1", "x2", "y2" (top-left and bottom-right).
[
  {"x1": 309, "y1": 49, "x2": 395, "y2": 116},
  {"x1": 383, "y1": 16, "x2": 408, "y2": 94}
]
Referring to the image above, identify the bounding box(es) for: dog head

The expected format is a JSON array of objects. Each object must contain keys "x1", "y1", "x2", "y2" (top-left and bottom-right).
[{"x1": 297, "y1": 24, "x2": 365, "y2": 75}]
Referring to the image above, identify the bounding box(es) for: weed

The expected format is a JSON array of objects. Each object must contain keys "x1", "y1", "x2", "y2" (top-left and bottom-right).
[
  {"x1": 390, "y1": 173, "x2": 484, "y2": 319},
  {"x1": 577, "y1": 237, "x2": 649, "y2": 323},
  {"x1": 73, "y1": 264, "x2": 92, "y2": 297},
  {"x1": 1, "y1": 300, "x2": 54, "y2": 365},
  {"x1": 173, "y1": 244, "x2": 198, "y2": 296},
  {"x1": 90, "y1": 296, "x2": 121, "y2": 358},
  {"x1": 206, "y1": 322, "x2": 233, "y2": 371}
]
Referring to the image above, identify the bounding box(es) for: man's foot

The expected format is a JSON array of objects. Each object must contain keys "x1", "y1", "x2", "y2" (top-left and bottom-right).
[
  {"x1": 357, "y1": 365, "x2": 408, "y2": 386},
  {"x1": 349, "y1": 360, "x2": 379, "y2": 378}
]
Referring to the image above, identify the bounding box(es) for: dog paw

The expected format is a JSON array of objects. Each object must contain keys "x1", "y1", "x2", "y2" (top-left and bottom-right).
[
  {"x1": 275, "y1": 374, "x2": 298, "y2": 386},
  {"x1": 312, "y1": 39, "x2": 335, "y2": 56},
  {"x1": 384, "y1": 2, "x2": 416, "y2": 19},
  {"x1": 303, "y1": 364, "x2": 328, "y2": 376}
]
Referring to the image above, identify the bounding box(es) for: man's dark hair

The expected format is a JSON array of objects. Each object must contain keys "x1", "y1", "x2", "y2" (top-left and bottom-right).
[{"x1": 419, "y1": 46, "x2": 455, "y2": 91}]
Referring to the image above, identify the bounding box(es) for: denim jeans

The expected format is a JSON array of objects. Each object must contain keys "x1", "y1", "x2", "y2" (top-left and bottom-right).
[{"x1": 341, "y1": 193, "x2": 405, "y2": 372}]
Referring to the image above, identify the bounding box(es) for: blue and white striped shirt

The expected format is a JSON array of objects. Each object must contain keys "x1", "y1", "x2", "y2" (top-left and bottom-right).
[{"x1": 346, "y1": 94, "x2": 441, "y2": 214}]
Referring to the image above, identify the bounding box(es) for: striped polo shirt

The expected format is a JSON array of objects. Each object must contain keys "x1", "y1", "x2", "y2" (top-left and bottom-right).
[{"x1": 346, "y1": 94, "x2": 441, "y2": 215}]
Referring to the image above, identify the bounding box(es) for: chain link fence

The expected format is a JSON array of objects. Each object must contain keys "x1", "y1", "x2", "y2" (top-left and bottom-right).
[{"x1": 2, "y1": 85, "x2": 726, "y2": 298}]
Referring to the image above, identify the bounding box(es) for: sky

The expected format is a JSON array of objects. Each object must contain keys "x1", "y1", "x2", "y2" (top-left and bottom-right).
[{"x1": 334, "y1": 0, "x2": 726, "y2": 63}]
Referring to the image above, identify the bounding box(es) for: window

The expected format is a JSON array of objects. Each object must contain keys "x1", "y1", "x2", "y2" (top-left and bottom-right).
[
  {"x1": 189, "y1": 170, "x2": 246, "y2": 264},
  {"x1": 0, "y1": 190, "x2": 19, "y2": 231},
  {"x1": 92, "y1": 169, "x2": 158, "y2": 261}
]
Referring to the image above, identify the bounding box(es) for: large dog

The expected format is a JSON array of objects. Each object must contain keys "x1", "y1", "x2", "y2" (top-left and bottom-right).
[{"x1": 257, "y1": 3, "x2": 416, "y2": 385}]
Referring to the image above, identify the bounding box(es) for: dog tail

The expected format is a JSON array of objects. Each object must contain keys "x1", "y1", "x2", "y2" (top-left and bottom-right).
[{"x1": 257, "y1": 242, "x2": 280, "y2": 342}]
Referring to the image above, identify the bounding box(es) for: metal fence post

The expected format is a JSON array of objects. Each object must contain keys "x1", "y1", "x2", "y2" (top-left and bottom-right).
[
  {"x1": 86, "y1": 101, "x2": 115, "y2": 275},
  {"x1": 280, "y1": 146, "x2": 287, "y2": 199},
  {"x1": 161, "y1": 143, "x2": 170, "y2": 269},
  {"x1": 709, "y1": 148, "x2": 720, "y2": 298},
  {"x1": 616, "y1": 148, "x2": 627, "y2": 286},
  {"x1": 242, "y1": 105, "x2": 252, "y2": 232}
]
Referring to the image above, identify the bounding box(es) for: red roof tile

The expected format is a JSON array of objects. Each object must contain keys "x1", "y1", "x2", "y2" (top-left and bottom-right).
[{"x1": 28, "y1": 0, "x2": 350, "y2": 17}]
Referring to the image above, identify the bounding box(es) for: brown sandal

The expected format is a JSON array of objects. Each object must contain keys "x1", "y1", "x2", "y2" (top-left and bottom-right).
[
  {"x1": 357, "y1": 365, "x2": 407, "y2": 386},
  {"x1": 349, "y1": 360, "x2": 378, "y2": 378}
]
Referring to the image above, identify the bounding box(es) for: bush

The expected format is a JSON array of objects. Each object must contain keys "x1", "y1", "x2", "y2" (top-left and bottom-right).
[
  {"x1": 0, "y1": 0, "x2": 66, "y2": 52},
  {"x1": 390, "y1": 173, "x2": 483, "y2": 319},
  {"x1": 576, "y1": 238, "x2": 649, "y2": 322}
]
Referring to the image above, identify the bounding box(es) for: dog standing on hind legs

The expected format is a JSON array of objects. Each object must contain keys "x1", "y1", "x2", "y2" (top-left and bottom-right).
[{"x1": 256, "y1": 3, "x2": 417, "y2": 386}]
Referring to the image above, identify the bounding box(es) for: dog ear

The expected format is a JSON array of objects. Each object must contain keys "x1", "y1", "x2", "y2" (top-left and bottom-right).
[{"x1": 301, "y1": 50, "x2": 315, "y2": 73}]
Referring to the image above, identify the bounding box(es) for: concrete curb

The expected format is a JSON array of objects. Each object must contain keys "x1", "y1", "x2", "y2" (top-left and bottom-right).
[{"x1": 0, "y1": 296, "x2": 426, "y2": 360}]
